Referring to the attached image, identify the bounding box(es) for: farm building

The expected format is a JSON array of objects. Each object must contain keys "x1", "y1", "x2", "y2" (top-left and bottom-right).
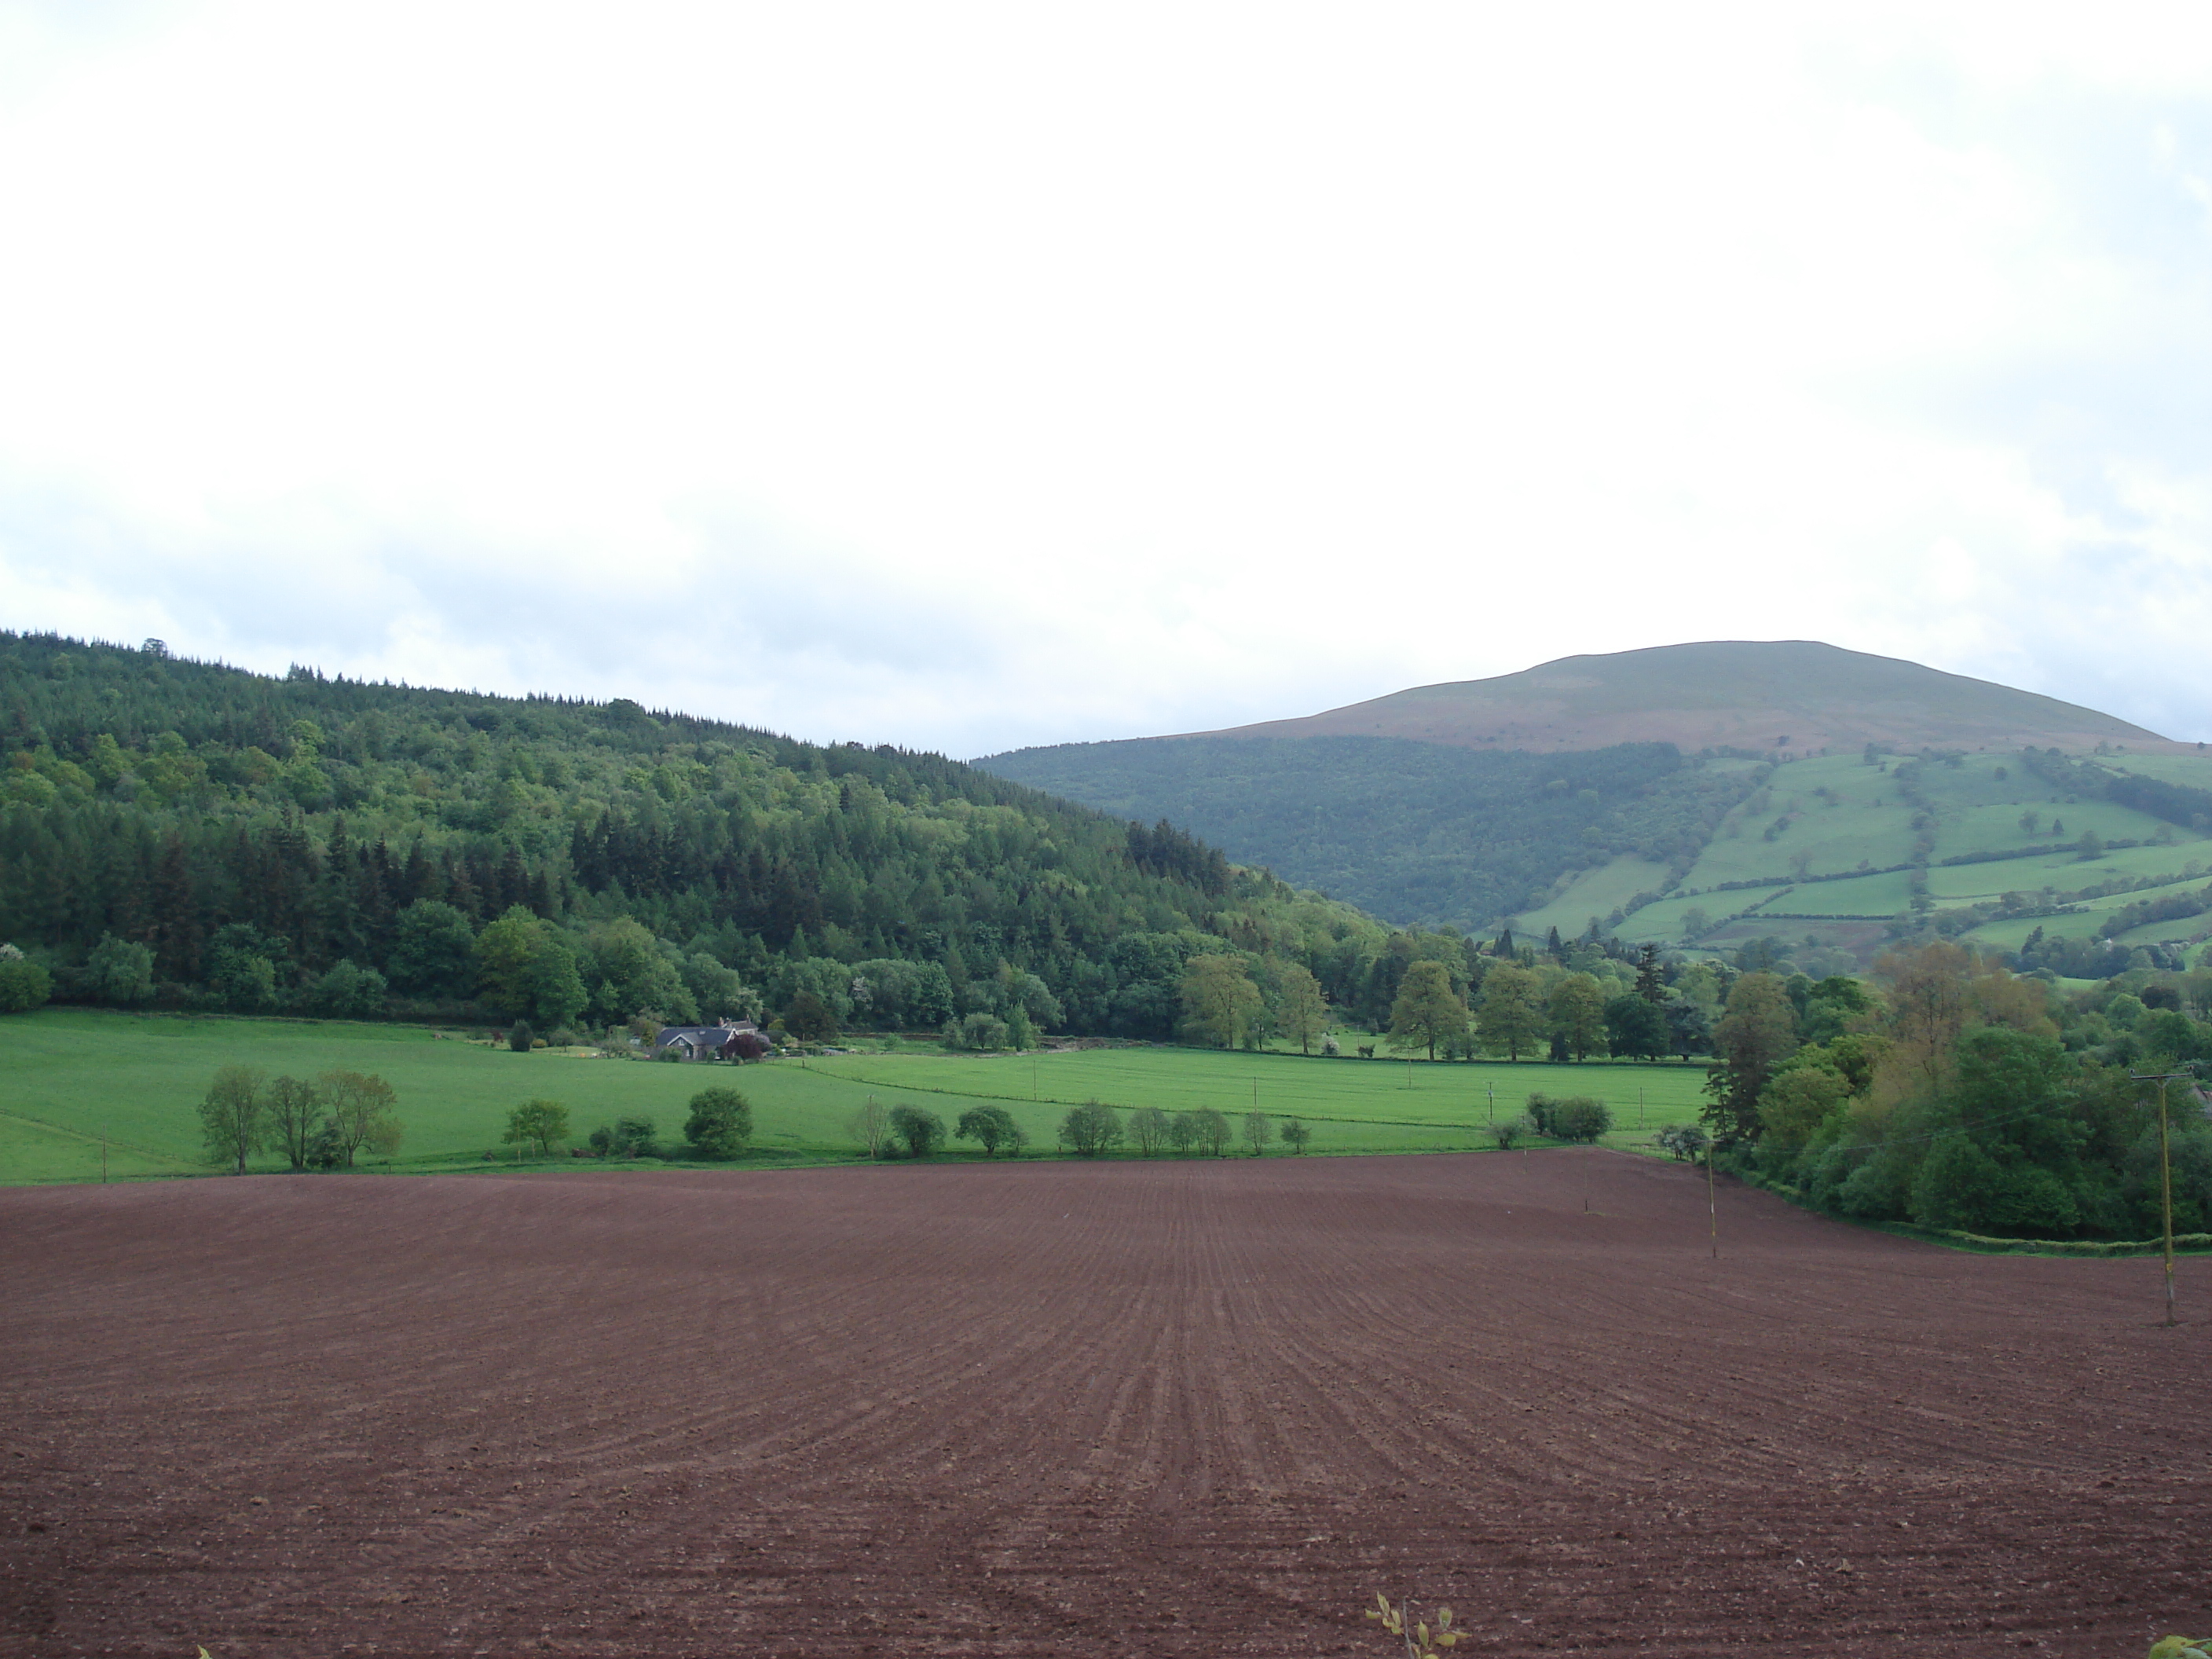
[{"x1": 652, "y1": 1021, "x2": 771, "y2": 1061}]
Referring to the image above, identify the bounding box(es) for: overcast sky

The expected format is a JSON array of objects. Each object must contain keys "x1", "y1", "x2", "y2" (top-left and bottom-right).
[{"x1": 1, "y1": 2, "x2": 2207, "y2": 756}]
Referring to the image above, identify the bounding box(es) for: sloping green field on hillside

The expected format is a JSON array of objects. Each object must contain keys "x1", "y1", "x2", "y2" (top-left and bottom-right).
[{"x1": 1571, "y1": 749, "x2": 2212, "y2": 959}]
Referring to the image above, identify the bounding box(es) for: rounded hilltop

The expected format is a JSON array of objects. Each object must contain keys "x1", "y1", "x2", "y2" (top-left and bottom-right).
[{"x1": 1181, "y1": 639, "x2": 2173, "y2": 756}]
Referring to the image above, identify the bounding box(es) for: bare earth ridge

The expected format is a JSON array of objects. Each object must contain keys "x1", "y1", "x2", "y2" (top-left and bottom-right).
[
  {"x1": 1181, "y1": 641, "x2": 2174, "y2": 755},
  {"x1": 5, "y1": 1152, "x2": 2209, "y2": 1657}
]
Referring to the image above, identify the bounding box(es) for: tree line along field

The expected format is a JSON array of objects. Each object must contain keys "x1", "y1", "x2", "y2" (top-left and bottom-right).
[{"x1": 0, "y1": 1009, "x2": 1712, "y2": 1185}]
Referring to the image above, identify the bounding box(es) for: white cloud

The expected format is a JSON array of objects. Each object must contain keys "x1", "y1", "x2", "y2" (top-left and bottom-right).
[{"x1": 0, "y1": 0, "x2": 2207, "y2": 753}]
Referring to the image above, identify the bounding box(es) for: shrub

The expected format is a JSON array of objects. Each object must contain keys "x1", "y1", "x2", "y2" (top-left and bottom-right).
[
  {"x1": 1545, "y1": 1097, "x2": 1612, "y2": 1143},
  {"x1": 590, "y1": 1115, "x2": 661, "y2": 1159},
  {"x1": 507, "y1": 1020, "x2": 536, "y2": 1053},
  {"x1": 0, "y1": 957, "x2": 52, "y2": 1014},
  {"x1": 1058, "y1": 1099, "x2": 1122, "y2": 1157},
  {"x1": 888, "y1": 1104, "x2": 946, "y2": 1158},
  {"x1": 1489, "y1": 1114, "x2": 1535, "y2": 1150},
  {"x1": 942, "y1": 1011, "x2": 1011, "y2": 1051},
  {"x1": 684, "y1": 1089, "x2": 753, "y2": 1159},
  {"x1": 1656, "y1": 1124, "x2": 1710, "y2": 1161}
]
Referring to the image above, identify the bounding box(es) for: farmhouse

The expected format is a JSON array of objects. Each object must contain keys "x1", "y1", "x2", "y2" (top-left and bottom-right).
[{"x1": 652, "y1": 1020, "x2": 771, "y2": 1061}]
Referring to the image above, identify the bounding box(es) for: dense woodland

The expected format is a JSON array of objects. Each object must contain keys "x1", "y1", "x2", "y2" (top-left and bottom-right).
[
  {"x1": 1339, "y1": 928, "x2": 2212, "y2": 1242},
  {"x1": 978, "y1": 734, "x2": 1756, "y2": 931},
  {"x1": 0, "y1": 632, "x2": 1506, "y2": 1038},
  {"x1": 1691, "y1": 940, "x2": 2212, "y2": 1241}
]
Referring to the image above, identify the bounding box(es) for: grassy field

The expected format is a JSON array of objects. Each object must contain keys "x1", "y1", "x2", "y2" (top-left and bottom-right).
[
  {"x1": 1572, "y1": 749, "x2": 2212, "y2": 958},
  {"x1": 0, "y1": 1009, "x2": 1712, "y2": 1185},
  {"x1": 1511, "y1": 855, "x2": 1672, "y2": 939},
  {"x1": 2102, "y1": 752, "x2": 2212, "y2": 788}
]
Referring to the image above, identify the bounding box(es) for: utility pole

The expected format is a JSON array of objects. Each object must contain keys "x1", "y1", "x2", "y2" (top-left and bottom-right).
[
  {"x1": 1706, "y1": 1138, "x2": 1718, "y2": 1260},
  {"x1": 2130, "y1": 1066, "x2": 2198, "y2": 1328}
]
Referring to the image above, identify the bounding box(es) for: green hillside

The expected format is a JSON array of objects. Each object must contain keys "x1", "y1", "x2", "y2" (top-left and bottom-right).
[
  {"x1": 1599, "y1": 748, "x2": 2212, "y2": 975},
  {"x1": 973, "y1": 734, "x2": 1743, "y2": 932},
  {"x1": 980, "y1": 645, "x2": 2212, "y2": 974},
  {"x1": 0, "y1": 631, "x2": 1440, "y2": 1038}
]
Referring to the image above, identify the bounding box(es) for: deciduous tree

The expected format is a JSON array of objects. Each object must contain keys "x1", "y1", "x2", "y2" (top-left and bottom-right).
[
  {"x1": 1702, "y1": 972, "x2": 1797, "y2": 1142},
  {"x1": 1179, "y1": 955, "x2": 1262, "y2": 1049},
  {"x1": 504, "y1": 1097, "x2": 569, "y2": 1156},
  {"x1": 1190, "y1": 1106, "x2": 1232, "y2": 1157},
  {"x1": 265, "y1": 1074, "x2": 326, "y2": 1170},
  {"x1": 1276, "y1": 964, "x2": 1329, "y2": 1055},
  {"x1": 1602, "y1": 993, "x2": 1668, "y2": 1061},
  {"x1": 82, "y1": 934, "x2": 154, "y2": 1005},
  {"x1": 848, "y1": 1097, "x2": 891, "y2": 1159},
  {"x1": 784, "y1": 989, "x2": 839, "y2": 1042},
  {"x1": 1547, "y1": 973, "x2": 1608, "y2": 1061},
  {"x1": 1130, "y1": 1104, "x2": 1170, "y2": 1155},
  {"x1": 956, "y1": 1104, "x2": 1023, "y2": 1157},
  {"x1": 475, "y1": 906, "x2": 588, "y2": 1030},
  {"x1": 1388, "y1": 960, "x2": 1466, "y2": 1062},
  {"x1": 1280, "y1": 1116, "x2": 1312, "y2": 1154},
  {"x1": 1058, "y1": 1099, "x2": 1122, "y2": 1157},
  {"x1": 1474, "y1": 964, "x2": 1545, "y2": 1061},
  {"x1": 1241, "y1": 1111, "x2": 1274, "y2": 1156},
  {"x1": 199, "y1": 1064, "x2": 267, "y2": 1174}
]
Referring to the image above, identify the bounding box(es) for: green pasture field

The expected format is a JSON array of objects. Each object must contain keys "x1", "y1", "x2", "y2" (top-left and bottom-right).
[
  {"x1": 1512, "y1": 855, "x2": 1672, "y2": 939},
  {"x1": 1925, "y1": 844, "x2": 2208, "y2": 899},
  {"x1": 1557, "y1": 749, "x2": 2212, "y2": 950},
  {"x1": 811, "y1": 1043, "x2": 1708, "y2": 1140},
  {"x1": 2098, "y1": 753, "x2": 2212, "y2": 789},
  {"x1": 0, "y1": 1009, "x2": 1712, "y2": 1185}
]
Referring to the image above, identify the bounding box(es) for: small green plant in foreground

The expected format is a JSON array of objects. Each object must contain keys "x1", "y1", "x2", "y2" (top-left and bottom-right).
[
  {"x1": 2149, "y1": 1637, "x2": 2212, "y2": 1659},
  {"x1": 1367, "y1": 1592, "x2": 1461, "y2": 1657}
]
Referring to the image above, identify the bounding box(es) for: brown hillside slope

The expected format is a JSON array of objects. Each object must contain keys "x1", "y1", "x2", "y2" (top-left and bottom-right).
[{"x1": 1188, "y1": 639, "x2": 2172, "y2": 755}]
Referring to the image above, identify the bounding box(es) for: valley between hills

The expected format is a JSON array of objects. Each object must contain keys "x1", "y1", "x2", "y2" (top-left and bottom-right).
[{"x1": 980, "y1": 640, "x2": 2212, "y2": 976}]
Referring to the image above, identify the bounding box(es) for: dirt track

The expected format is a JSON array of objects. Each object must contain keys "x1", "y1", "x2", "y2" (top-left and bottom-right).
[{"x1": 5, "y1": 1150, "x2": 2209, "y2": 1657}]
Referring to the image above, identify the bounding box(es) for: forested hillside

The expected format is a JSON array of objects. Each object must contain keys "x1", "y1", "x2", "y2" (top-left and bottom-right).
[
  {"x1": 976, "y1": 735, "x2": 1755, "y2": 932},
  {"x1": 0, "y1": 632, "x2": 1434, "y2": 1038}
]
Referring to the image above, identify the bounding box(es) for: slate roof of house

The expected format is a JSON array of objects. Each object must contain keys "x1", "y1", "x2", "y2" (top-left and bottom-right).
[{"x1": 654, "y1": 1022, "x2": 762, "y2": 1048}]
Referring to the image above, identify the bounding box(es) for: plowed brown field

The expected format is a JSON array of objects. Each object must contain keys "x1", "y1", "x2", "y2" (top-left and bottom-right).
[{"x1": 5, "y1": 1150, "x2": 2208, "y2": 1657}]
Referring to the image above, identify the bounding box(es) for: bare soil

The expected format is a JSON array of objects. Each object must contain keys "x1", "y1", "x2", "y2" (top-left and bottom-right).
[{"x1": 5, "y1": 1150, "x2": 2208, "y2": 1657}]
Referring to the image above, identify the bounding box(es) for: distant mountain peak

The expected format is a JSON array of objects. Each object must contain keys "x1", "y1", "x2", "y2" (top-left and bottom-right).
[{"x1": 1181, "y1": 640, "x2": 2167, "y2": 756}]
